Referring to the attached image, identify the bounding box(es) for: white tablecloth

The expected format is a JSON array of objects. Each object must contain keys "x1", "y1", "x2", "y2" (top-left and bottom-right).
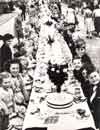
[{"x1": 23, "y1": 85, "x2": 96, "y2": 130}]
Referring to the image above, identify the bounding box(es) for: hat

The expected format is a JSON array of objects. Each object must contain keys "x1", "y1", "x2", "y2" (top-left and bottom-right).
[{"x1": 3, "y1": 33, "x2": 14, "y2": 41}]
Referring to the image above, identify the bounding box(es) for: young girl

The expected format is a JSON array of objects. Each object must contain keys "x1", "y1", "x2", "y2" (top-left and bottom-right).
[
  {"x1": 5, "y1": 59, "x2": 29, "y2": 111},
  {"x1": 75, "y1": 38, "x2": 92, "y2": 65}
]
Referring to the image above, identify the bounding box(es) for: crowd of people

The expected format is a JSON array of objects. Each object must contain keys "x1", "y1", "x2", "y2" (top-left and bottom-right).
[{"x1": 0, "y1": 0, "x2": 100, "y2": 130}]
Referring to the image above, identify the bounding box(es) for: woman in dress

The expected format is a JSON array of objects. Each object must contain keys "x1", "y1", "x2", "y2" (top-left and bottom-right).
[{"x1": 84, "y1": 6, "x2": 94, "y2": 38}]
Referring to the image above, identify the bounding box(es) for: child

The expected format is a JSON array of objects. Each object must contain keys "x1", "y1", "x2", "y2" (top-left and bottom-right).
[
  {"x1": 80, "y1": 63, "x2": 95, "y2": 99},
  {"x1": 73, "y1": 57, "x2": 84, "y2": 83},
  {"x1": 88, "y1": 69, "x2": 100, "y2": 129},
  {"x1": 75, "y1": 38, "x2": 92, "y2": 65},
  {"x1": 0, "y1": 72, "x2": 14, "y2": 130},
  {"x1": 20, "y1": 57, "x2": 34, "y2": 101}
]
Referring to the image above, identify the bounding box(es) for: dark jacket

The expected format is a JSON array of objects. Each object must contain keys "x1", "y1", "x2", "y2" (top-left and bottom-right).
[
  {"x1": 73, "y1": 69, "x2": 84, "y2": 83},
  {"x1": 88, "y1": 82, "x2": 100, "y2": 128},
  {"x1": 0, "y1": 43, "x2": 12, "y2": 72},
  {"x1": 81, "y1": 54, "x2": 92, "y2": 65}
]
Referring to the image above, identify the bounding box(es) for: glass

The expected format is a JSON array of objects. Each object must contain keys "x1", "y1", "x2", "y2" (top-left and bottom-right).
[
  {"x1": 77, "y1": 109, "x2": 86, "y2": 118},
  {"x1": 75, "y1": 88, "x2": 81, "y2": 98},
  {"x1": 74, "y1": 88, "x2": 82, "y2": 103},
  {"x1": 51, "y1": 85, "x2": 57, "y2": 92}
]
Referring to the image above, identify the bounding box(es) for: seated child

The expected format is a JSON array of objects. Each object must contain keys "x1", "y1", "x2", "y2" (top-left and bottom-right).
[
  {"x1": 20, "y1": 57, "x2": 34, "y2": 102},
  {"x1": 73, "y1": 57, "x2": 84, "y2": 83},
  {"x1": 0, "y1": 100, "x2": 9, "y2": 130},
  {"x1": 0, "y1": 72, "x2": 14, "y2": 130},
  {"x1": 87, "y1": 69, "x2": 100, "y2": 129},
  {"x1": 73, "y1": 57, "x2": 95, "y2": 99},
  {"x1": 80, "y1": 63, "x2": 95, "y2": 99},
  {"x1": 74, "y1": 38, "x2": 92, "y2": 65}
]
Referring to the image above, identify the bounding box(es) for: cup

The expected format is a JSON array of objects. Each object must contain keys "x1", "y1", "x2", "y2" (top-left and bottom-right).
[
  {"x1": 77, "y1": 109, "x2": 86, "y2": 118},
  {"x1": 75, "y1": 88, "x2": 81, "y2": 98}
]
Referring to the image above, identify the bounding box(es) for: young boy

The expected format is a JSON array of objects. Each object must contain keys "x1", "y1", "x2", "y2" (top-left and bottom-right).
[{"x1": 88, "y1": 69, "x2": 100, "y2": 129}]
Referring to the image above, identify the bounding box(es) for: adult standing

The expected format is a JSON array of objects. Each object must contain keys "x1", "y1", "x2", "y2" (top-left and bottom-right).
[
  {"x1": 93, "y1": 4, "x2": 100, "y2": 37},
  {"x1": 14, "y1": 13, "x2": 23, "y2": 43},
  {"x1": 66, "y1": 3, "x2": 78, "y2": 32},
  {"x1": 0, "y1": 34, "x2": 13, "y2": 72},
  {"x1": 20, "y1": 2, "x2": 26, "y2": 21},
  {"x1": 84, "y1": 6, "x2": 94, "y2": 38}
]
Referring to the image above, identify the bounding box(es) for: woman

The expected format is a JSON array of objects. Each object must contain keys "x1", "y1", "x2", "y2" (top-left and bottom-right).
[{"x1": 84, "y1": 6, "x2": 94, "y2": 38}]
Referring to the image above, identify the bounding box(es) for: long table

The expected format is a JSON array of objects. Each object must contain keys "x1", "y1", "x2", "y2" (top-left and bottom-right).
[{"x1": 22, "y1": 75, "x2": 96, "y2": 130}]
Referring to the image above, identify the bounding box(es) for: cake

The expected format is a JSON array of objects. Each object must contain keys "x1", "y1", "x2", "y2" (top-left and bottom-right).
[{"x1": 47, "y1": 93, "x2": 73, "y2": 109}]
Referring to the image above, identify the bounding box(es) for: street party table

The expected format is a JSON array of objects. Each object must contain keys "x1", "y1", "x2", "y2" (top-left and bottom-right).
[
  {"x1": 22, "y1": 76, "x2": 96, "y2": 130},
  {"x1": 22, "y1": 7, "x2": 96, "y2": 130}
]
